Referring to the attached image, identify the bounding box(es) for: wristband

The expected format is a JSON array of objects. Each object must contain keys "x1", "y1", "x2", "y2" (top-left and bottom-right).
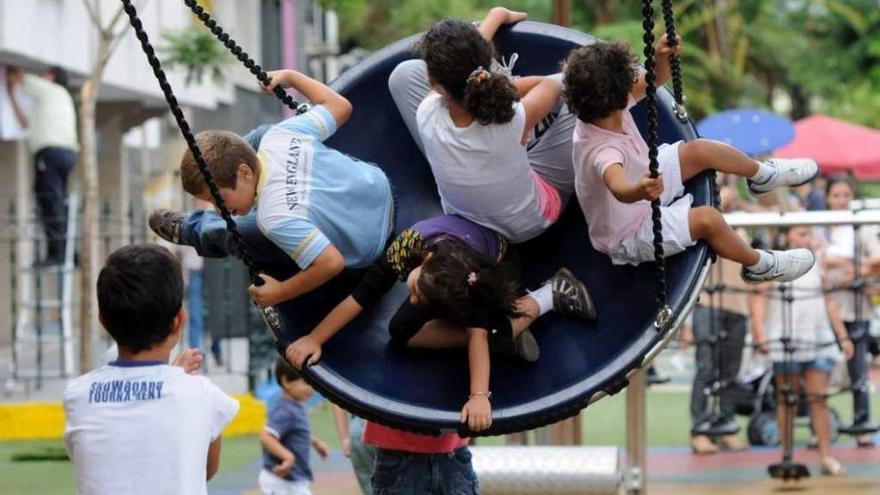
[{"x1": 469, "y1": 391, "x2": 492, "y2": 399}]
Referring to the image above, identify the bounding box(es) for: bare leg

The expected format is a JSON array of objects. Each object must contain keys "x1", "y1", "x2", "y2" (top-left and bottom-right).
[
  {"x1": 805, "y1": 369, "x2": 833, "y2": 459},
  {"x1": 407, "y1": 295, "x2": 540, "y2": 349},
  {"x1": 510, "y1": 295, "x2": 540, "y2": 337},
  {"x1": 407, "y1": 319, "x2": 469, "y2": 349},
  {"x1": 775, "y1": 372, "x2": 801, "y2": 452},
  {"x1": 679, "y1": 139, "x2": 760, "y2": 182},
  {"x1": 689, "y1": 206, "x2": 760, "y2": 265}
]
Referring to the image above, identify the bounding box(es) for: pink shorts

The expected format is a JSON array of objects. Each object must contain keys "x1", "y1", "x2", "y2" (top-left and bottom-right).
[{"x1": 534, "y1": 173, "x2": 562, "y2": 222}]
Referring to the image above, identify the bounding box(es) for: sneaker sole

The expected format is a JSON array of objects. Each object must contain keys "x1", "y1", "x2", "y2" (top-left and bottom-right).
[
  {"x1": 514, "y1": 329, "x2": 540, "y2": 363},
  {"x1": 748, "y1": 166, "x2": 820, "y2": 197},
  {"x1": 554, "y1": 267, "x2": 598, "y2": 320}
]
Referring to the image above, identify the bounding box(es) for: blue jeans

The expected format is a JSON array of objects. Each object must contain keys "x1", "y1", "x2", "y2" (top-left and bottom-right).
[
  {"x1": 371, "y1": 447, "x2": 479, "y2": 495},
  {"x1": 689, "y1": 305, "x2": 747, "y2": 433},
  {"x1": 34, "y1": 146, "x2": 76, "y2": 260},
  {"x1": 181, "y1": 210, "x2": 300, "y2": 276},
  {"x1": 185, "y1": 269, "x2": 221, "y2": 356}
]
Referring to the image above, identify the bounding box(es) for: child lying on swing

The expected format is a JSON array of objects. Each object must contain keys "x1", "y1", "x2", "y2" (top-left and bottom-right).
[{"x1": 286, "y1": 214, "x2": 596, "y2": 431}]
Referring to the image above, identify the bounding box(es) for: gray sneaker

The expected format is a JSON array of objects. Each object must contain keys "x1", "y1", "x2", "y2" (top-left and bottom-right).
[
  {"x1": 741, "y1": 249, "x2": 815, "y2": 283},
  {"x1": 149, "y1": 209, "x2": 186, "y2": 245},
  {"x1": 513, "y1": 328, "x2": 540, "y2": 363},
  {"x1": 747, "y1": 158, "x2": 819, "y2": 196},
  {"x1": 547, "y1": 268, "x2": 597, "y2": 321}
]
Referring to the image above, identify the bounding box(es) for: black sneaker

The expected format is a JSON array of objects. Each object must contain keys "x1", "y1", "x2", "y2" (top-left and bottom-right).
[
  {"x1": 513, "y1": 328, "x2": 540, "y2": 363},
  {"x1": 547, "y1": 268, "x2": 597, "y2": 321},
  {"x1": 149, "y1": 209, "x2": 186, "y2": 245}
]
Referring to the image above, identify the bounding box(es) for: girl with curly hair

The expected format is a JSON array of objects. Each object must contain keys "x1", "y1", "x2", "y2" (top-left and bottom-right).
[
  {"x1": 563, "y1": 38, "x2": 819, "y2": 283},
  {"x1": 388, "y1": 7, "x2": 577, "y2": 243},
  {"x1": 285, "y1": 214, "x2": 595, "y2": 431}
]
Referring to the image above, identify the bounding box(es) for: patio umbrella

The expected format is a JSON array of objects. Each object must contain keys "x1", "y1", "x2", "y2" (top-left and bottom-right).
[
  {"x1": 697, "y1": 108, "x2": 794, "y2": 156},
  {"x1": 775, "y1": 115, "x2": 880, "y2": 180}
]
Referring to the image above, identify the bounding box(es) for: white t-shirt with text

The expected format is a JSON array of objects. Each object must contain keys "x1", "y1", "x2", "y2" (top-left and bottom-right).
[{"x1": 63, "y1": 361, "x2": 239, "y2": 495}]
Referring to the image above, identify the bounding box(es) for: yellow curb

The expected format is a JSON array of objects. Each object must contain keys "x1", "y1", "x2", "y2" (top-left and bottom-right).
[{"x1": 0, "y1": 394, "x2": 266, "y2": 440}]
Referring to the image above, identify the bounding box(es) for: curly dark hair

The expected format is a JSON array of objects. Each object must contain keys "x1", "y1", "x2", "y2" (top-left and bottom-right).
[
  {"x1": 417, "y1": 236, "x2": 522, "y2": 326},
  {"x1": 415, "y1": 19, "x2": 518, "y2": 125},
  {"x1": 563, "y1": 41, "x2": 637, "y2": 123}
]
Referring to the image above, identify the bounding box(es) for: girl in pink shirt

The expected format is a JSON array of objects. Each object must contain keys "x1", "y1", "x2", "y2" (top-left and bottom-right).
[{"x1": 564, "y1": 38, "x2": 819, "y2": 284}]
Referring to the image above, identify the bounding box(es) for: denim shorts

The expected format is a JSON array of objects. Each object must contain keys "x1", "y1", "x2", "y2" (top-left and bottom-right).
[{"x1": 772, "y1": 357, "x2": 836, "y2": 375}]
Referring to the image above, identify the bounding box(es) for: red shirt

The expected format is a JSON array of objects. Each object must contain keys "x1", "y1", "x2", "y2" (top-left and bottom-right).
[{"x1": 362, "y1": 421, "x2": 469, "y2": 454}]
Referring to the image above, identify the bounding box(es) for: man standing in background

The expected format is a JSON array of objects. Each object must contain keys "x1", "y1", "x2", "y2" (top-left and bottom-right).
[{"x1": 6, "y1": 66, "x2": 79, "y2": 266}]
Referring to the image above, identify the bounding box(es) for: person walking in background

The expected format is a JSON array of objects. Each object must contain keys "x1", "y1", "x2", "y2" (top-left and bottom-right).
[
  {"x1": 819, "y1": 176, "x2": 880, "y2": 446},
  {"x1": 182, "y1": 199, "x2": 223, "y2": 366},
  {"x1": 259, "y1": 357, "x2": 330, "y2": 495},
  {"x1": 332, "y1": 405, "x2": 376, "y2": 494},
  {"x1": 6, "y1": 66, "x2": 79, "y2": 266},
  {"x1": 689, "y1": 185, "x2": 751, "y2": 454}
]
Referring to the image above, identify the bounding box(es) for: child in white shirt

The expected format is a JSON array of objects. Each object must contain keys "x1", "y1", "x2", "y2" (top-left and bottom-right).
[{"x1": 63, "y1": 244, "x2": 239, "y2": 495}]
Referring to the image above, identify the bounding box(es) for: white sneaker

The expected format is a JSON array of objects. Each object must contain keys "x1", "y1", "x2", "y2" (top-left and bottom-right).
[
  {"x1": 741, "y1": 249, "x2": 816, "y2": 283},
  {"x1": 748, "y1": 158, "x2": 819, "y2": 196}
]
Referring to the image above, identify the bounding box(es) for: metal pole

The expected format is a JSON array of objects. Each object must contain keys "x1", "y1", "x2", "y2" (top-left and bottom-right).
[
  {"x1": 9, "y1": 201, "x2": 18, "y2": 382},
  {"x1": 626, "y1": 369, "x2": 647, "y2": 495},
  {"x1": 552, "y1": 0, "x2": 572, "y2": 27}
]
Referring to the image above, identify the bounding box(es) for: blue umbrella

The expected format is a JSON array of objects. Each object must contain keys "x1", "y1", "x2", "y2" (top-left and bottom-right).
[{"x1": 697, "y1": 108, "x2": 794, "y2": 156}]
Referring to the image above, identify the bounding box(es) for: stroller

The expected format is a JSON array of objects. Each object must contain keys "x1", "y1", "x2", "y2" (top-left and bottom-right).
[{"x1": 731, "y1": 342, "x2": 843, "y2": 447}]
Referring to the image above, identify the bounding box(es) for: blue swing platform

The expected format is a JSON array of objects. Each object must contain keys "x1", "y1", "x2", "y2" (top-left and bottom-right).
[{"x1": 270, "y1": 21, "x2": 714, "y2": 436}]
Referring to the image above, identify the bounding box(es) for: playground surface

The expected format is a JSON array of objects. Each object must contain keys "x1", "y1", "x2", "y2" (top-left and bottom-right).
[{"x1": 2, "y1": 351, "x2": 878, "y2": 494}]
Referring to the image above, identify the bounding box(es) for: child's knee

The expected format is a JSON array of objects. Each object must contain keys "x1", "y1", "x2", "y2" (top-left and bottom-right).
[
  {"x1": 680, "y1": 139, "x2": 717, "y2": 165},
  {"x1": 688, "y1": 206, "x2": 722, "y2": 238}
]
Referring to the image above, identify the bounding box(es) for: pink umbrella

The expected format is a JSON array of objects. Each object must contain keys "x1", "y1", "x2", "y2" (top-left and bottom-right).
[{"x1": 774, "y1": 114, "x2": 880, "y2": 180}]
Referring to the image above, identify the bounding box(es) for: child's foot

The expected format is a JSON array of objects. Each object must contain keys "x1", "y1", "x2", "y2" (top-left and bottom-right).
[
  {"x1": 747, "y1": 158, "x2": 819, "y2": 196},
  {"x1": 513, "y1": 328, "x2": 540, "y2": 363},
  {"x1": 547, "y1": 268, "x2": 597, "y2": 320},
  {"x1": 690, "y1": 435, "x2": 718, "y2": 455},
  {"x1": 741, "y1": 249, "x2": 815, "y2": 283},
  {"x1": 820, "y1": 456, "x2": 846, "y2": 476},
  {"x1": 149, "y1": 209, "x2": 186, "y2": 245}
]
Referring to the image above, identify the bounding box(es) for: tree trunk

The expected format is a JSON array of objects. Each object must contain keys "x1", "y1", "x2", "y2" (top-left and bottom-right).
[
  {"x1": 78, "y1": 34, "x2": 114, "y2": 373},
  {"x1": 586, "y1": 0, "x2": 615, "y2": 26},
  {"x1": 78, "y1": 77, "x2": 100, "y2": 373}
]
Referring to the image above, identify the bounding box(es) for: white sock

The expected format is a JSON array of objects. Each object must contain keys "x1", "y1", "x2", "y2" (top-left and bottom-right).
[
  {"x1": 746, "y1": 250, "x2": 775, "y2": 273},
  {"x1": 527, "y1": 284, "x2": 554, "y2": 317},
  {"x1": 751, "y1": 161, "x2": 777, "y2": 184}
]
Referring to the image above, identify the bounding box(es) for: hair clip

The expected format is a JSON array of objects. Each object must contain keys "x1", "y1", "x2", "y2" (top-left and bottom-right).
[
  {"x1": 467, "y1": 272, "x2": 478, "y2": 286},
  {"x1": 466, "y1": 66, "x2": 491, "y2": 86}
]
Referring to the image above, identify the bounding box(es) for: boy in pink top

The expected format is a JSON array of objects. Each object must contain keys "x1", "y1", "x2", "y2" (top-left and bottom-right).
[
  {"x1": 362, "y1": 421, "x2": 477, "y2": 494},
  {"x1": 564, "y1": 37, "x2": 818, "y2": 283}
]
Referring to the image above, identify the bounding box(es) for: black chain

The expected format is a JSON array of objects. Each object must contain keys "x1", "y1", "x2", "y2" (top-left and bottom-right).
[
  {"x1": 659, "y1": 1, "x2": 718, "y2": 211},
  {"x1": 182, "y1": 0, "x2": 301, "y2": 112},
  {"x1": 661, "y1": 0, "x2": 686, "y2": 120},
  {"x1": 121, "y1": 0, "x2": 262, "y2": 284},
  {"x1": 641, "y1": 0, "x2": 670, "y2": 325}
]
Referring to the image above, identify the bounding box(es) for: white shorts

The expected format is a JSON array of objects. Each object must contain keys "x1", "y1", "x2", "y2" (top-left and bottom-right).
[
  {"x1": 259, "y1": 470, "x2": 312, "y2": 495},
  {"x1": 609, "y1": 141, "x2": 696, "y2": 265}
]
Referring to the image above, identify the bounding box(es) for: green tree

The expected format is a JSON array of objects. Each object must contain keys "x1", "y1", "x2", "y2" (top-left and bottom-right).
[{"x1": 159, "y1": 26, "x2": 232, "y2": 85}]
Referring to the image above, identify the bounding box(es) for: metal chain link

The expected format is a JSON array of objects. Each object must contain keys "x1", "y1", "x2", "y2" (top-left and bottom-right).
[
  {"x1": 182, "y1": 0, "x2": 302, "y2": 112},
  {"x1": 121, "y1": 0, "x2": 261, "y2": 284},
  {"x1": 641, "y1": 0, "x2": 670, "y2": 327}
]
